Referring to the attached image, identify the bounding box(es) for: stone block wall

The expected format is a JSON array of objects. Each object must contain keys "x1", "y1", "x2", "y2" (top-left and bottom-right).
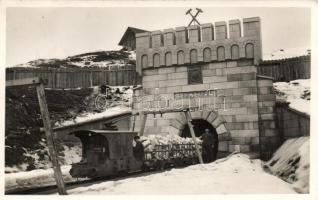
[
  {"x1": 132, "y1": 59, "x2": 263, "y2": 155},
  {"x1": 132, "y1": 16, "x2": 280, "y2": 158},
  {"x1": 276, "y1": 105, "x2": 310, "y2": 140},
  {"x1": 256, "y1": 76, "x2": 279, "y2": 160}
]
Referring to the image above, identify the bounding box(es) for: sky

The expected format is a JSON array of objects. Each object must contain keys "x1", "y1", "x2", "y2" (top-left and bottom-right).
[{"x1": 6, "y1": 7, "x2": 311, "y2": 66}]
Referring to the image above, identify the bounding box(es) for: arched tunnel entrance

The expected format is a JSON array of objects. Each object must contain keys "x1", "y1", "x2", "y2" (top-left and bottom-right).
[
  {"x1": 181, "y1": 119, "x2": 218, "y2": 163},
  {"x1": 181, "y1": 119, "x2": 217, "y2": 138}
]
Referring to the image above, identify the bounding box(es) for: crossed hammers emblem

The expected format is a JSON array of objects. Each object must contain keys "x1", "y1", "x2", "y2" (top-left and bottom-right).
[{"x1": 186, "y1": 8, "x2": 203, "y2": 27}]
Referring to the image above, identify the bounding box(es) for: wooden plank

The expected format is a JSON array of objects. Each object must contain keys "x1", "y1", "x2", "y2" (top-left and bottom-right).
[
  {"x1": 136, "y1": 108, "x2": 194, "y2": 115},
  {"x1": 90, "y1": 71, "x2": 93, "y2": 87},
  {"x1": 6, "y1": 77, "x2": 40, "y2": 87},
  {"x1": 139, "y1": 113, "x2": 147, "y2": 136},
  {"x1": 184, "y1": 111, "x2": 203, "y2": 164},
  {"x1": 131, "y1": 115, "x2": 136, "y2": 131},
  {"x1": 36, "y1": 83, "x2": 67, "y2": 195}
]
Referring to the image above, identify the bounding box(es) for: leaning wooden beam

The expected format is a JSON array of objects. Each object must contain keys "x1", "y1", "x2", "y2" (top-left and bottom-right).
[
  {"x1": 184, "y1": 111, "x2": 203, "y2": 164},
  {"x1": 131, "y1": 115, "x2": 136, "y2": 131},
  {"x1": 133, "y1": 108, "x2": 196, "y2": 116},
  {"x1": 36, "y1": 83, "x2": 67, "y2": 195},
  {"x1": 139, "y1": 112, "x2": 148, "y2": 136},
  {"x1": 6, "y1": 77, "x2": 40, "y2": 87}
]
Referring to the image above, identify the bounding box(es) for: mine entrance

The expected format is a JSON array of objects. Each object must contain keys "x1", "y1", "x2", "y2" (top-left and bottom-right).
[
  {"x1": 181, "y1": 119, "x2": 218, "y2": 163},
  {"x1": 181, "y1": 119, "x2": 217, "y2": 138}
]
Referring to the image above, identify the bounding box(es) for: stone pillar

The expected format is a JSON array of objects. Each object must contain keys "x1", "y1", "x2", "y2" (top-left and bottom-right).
[
  {"x1": 201, "y1": 23, "x2": 214, "y2": 41},
  {"x1": 136, "y1": 32, "x2": 151, "y2": 49},
  {"x1": 215, "y1": 21, "x2": 227, "y2": 40},
  {"x1": 163, "y1": 28, "x2": 175, "y2": 46},
  {"x1": 243, "y1": 17, "x2": 262, "y2": 64},
  {"x1": 229, "y1": 19, "x2": 241, "y2": 39},
  {"x1": 151, "y1": 30, "x2": 162, "y2": 48},
  {"x1": 175, "y1": 26, "x2": 188, "y2": 45},
  {"x1": 188, "y1": 25, "x2": 201, "y2": 43},
  {"x1": 243, "y1": 17, "x2": 261, "y2": 37},
  {"x1": 136, "y1": 32, "x2": 150, "y2": 75}
]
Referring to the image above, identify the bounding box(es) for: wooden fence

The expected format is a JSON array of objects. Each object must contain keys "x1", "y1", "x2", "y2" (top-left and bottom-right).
[
  {"x1": 6, "y1": 55, "x2": 311, "y2": 88},
  {"x1": 257, "y1": 55, "x2": 310, "y2": 82},
  {"x1": 6, "y1": 65, "x2": 142, "y2": 88}
]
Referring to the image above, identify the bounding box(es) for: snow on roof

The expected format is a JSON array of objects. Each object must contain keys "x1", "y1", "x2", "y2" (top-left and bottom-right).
[
  {"x1": 274, "y1": 79, "x2": 310, "y2": 115},
  {"x1": 54, "y1": 106, "x2": 131, "y2": 129},
  {"x1": 263, "y1": 47, "x2": 310, "y2": 61}
]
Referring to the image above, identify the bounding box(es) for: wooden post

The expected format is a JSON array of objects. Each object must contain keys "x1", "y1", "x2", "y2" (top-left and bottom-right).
[
  {"x1": 184, "y1": 111, "x2": 203, "y2": 164},
  {"x1": 36, "y1": 83, "x2": 67, "y2": 195},
  {"x1": 139, "y1": 113, "x2": 147, "y2": 136},
  {"x1": 131, "y1": 115, "x2": 136, "y2": 131},
  {"x1": 13, "y1": 70, "x2": 16, "y2": 80},
  {"x1": 90, "y1": 71, "x2": 93, "y2": 88}
]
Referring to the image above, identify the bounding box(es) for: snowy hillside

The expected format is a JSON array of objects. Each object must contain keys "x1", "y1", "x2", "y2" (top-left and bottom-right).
[
  {"x1": 5, "y1": 85, "x2": 134, "y2": 173},
  {"x1": 274, "y1": 79, "x2": 310, "y2": 115},
  {"x1": 9, "y1": 50, "x2": 136, "y2": 69},
  {"x1": 54, "y1": 86, "x2": 134, "y2": 128}
]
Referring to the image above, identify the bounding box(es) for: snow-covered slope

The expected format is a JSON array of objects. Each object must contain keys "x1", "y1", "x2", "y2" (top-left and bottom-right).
[
  {"x1": 264, "y1": 137, "x2": 309, "y2": 193},
  {"x1": 274, "y1": 79, "x2": 310, "y2": 115},
  {"x1": 9, "y1": 50, "x2": 136, "y2": 69},
  {"x1": 65, "y1": 154, "x2": 295, "y2": 194}
]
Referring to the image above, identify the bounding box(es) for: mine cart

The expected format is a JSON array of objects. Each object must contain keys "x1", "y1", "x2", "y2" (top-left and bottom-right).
[
  {"x1": 143, "y1": 143, "x2": 199, "y2": 170},
  {"x1": 70, "y1": 130, "x2": 142, "y2": 178}
]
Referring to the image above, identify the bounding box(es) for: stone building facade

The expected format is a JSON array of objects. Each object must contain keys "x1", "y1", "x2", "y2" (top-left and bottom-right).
[{"x1": 132, "y1": 17, "x2": 279, "y2": 159}]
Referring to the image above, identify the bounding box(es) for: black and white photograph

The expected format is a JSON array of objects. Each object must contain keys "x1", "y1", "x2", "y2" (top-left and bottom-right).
[{"x1": 1, "y1": 0, "x2": 317, "y2": 197}]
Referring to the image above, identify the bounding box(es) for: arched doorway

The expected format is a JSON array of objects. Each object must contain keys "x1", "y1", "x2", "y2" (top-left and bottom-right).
[
  {"x1": 180, "y1": 119, "x2": 218, "y2": 163},
  {"x1": 170, "y1": 111, "x2": 232, "y2": 158},
  {"x1": 181, "y1": 119, "x2": 216, "y2": 138}
]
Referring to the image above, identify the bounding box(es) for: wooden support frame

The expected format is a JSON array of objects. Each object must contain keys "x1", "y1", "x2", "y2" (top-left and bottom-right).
[
  {"x1": 139, "y1": 112, "x2": 148, "y2": 136},
  {"x1": 6, "y1": 78, "x2": 67, "y2": 195}
]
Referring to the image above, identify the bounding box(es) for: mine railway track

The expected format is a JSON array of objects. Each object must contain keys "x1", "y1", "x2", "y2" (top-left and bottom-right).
[{"x1": 5, "y1": 169, "x2": 162, "y2": 195}]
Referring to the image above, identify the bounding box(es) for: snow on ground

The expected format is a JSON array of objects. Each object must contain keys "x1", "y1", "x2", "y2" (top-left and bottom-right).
[
  {"x1": 64, "y1": 154, "x2": 295, "y2": 194},
  {"x1": 274, "y1": 79, "x2": 310, "y2": 115},
  {"x1": 5, "y1": 144, "x2": 81, "y2": 173},
  {"x1": 61, "y1": 145, "x2": 82, "y2": 165},
  {"x1": 5, "y1": 165, "x2": 81, "y2": 193},
  {"x1": 5, "y1": 144, "x2": 82, "y2": 192},
  {"x1": 264, "y1": 137, "x2": 309, "y2": 193}
]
